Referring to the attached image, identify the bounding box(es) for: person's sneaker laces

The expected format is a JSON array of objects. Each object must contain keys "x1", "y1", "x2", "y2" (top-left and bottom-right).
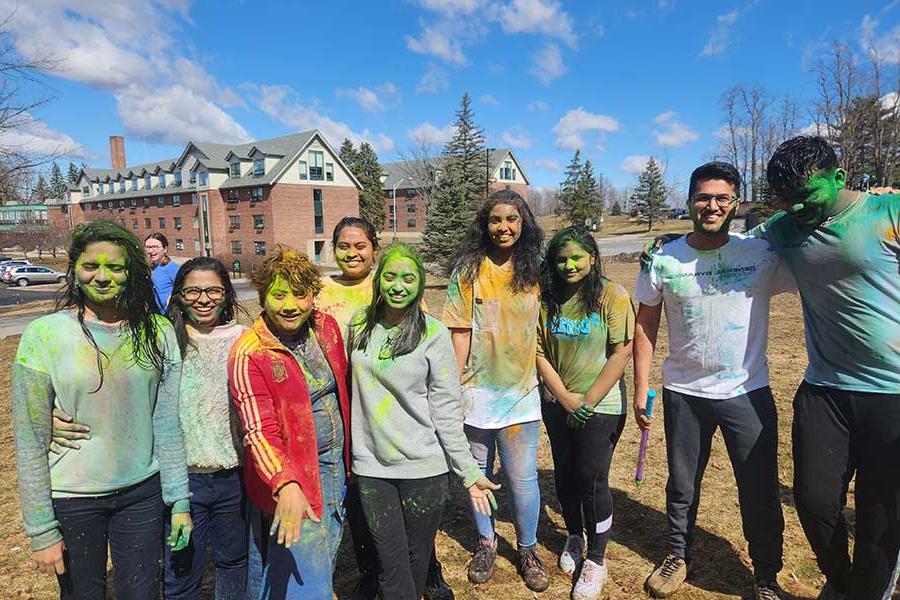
[
  {"x1": 645, "y1": 553, "x2": 688, "y2": 598},
  {"x1": 572, "y1": 558, "x2": 607, "y2": 600},
  {"x1": 517, "y1": 546, "x2": 550, "y2": 592},
  {"x1": 424, "y1": 557, "x2": 454, "y2": 600},
  {"x1": 753, "y1": 579, "x2": 782, "y2": 600},
  {"x1": 559, "y1": 534, "x2": 585, "y2": 575},
  {"x1": 467, "y1": 537, "x2": 497, "y2": 584}
]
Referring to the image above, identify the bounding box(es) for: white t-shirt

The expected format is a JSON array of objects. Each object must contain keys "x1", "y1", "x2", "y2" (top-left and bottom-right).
[{"x1": 634, "y1": 233, "x2": 794, "y2": 399}]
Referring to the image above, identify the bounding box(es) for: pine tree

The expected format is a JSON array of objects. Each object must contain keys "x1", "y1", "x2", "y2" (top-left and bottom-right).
[
  {"x1": 355, "y1": 142, "x2": 386, "y2": 231},
  {"x1": 67, "y1": 162, "x2": 80, "y2": 184},
  {"x1": 49, "y1": 162, "x2": 67, "y2": 199},
  {"x1": 339, "y1": 139, "x2": 358, "y2": 172},
  {"x1": 578, "y1": 160, "x2": 602, "y2": 228},
  {"x1": 443, "y1": 92, "x2": 487, "y2": 217},
  {"x1": 610, "y1": 199, "x2": 622, "y2": 216},
  {"x1": 422, "y1": 167, "x2": 470, "y2": 270},
  {"x1": 33, "y1": 174, "x2": 50, "y2": 202},
  {"x1": 630, "y1": 158, "x2": 669, "y2": 231},
  {"x1": 557, "y1": 150, "x2": 582, "y2": 222}
]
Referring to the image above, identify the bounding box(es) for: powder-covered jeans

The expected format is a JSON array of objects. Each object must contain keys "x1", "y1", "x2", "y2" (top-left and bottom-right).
[{"x1": 465, "y1": 420, "x2": 541, "y2": 548}]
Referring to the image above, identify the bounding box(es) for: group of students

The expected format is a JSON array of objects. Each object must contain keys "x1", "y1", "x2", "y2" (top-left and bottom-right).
[{"x1": 10, "y1": 134, "x2": 900, "y2": 600}]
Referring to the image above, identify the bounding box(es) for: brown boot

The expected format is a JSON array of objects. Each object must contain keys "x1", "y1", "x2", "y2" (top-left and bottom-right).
[
  {"x1": 645, "y1": 553, "x2": 687, "y2": 598},
  {"x1": 517, "y1": 546, "x2": 550, "y2": 592}
]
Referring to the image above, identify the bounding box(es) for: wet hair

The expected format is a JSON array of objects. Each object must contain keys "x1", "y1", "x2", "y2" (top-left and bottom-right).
[
  {"x1": 451, "y1": 189, "x2": 543, "y2": 292},
  {"x1": 767, "y1": 136, "x2": 839, "y2": 196},
  {"x1": 331, "y1": 216, "x2": 380, "y2": 251},
  {"x1": 167, "y1": 257, "x2": 246, "y2": 357},
  {"x1": 57, "y1": 220, "x2": 167, "y2": 391},
  {"x1": 145, "y1": 232, "x2": 171, "y2": 265},
  {"x1": 688, "y1": 161, "x2": 741, "y2": 199},
  {"x1": 540, "y1": 226, "x2": 605, "y2": 327},
  {"x1": 249, "y1": 245, "x2": 322, "y2": 306},
  {"x1": 352, "y1": 243, "x2": 426, "y2": 359}
]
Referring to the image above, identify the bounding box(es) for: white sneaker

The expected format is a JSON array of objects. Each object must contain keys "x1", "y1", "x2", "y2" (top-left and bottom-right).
[
  {"x1": 558, "y1": 534, "x2": 585, "y2": 574},
  {"x1": 572, "y1": 558, "x2": 607, "y2": 600}
]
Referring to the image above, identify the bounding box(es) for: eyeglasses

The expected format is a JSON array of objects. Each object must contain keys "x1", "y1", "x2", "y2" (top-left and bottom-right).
[
  {"x1": 180, "y1": 286, "x2": 226, "y2": 302},
  {"x1": 690, "y1": 193, "x2": 737, "y2": 207},
  {"x1": 144, "y1": 244, "x2": 164, "y2": 250}
]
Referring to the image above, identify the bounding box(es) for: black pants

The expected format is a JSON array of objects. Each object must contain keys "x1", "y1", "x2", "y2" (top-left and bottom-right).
[
  {"x1": 358, "y1": 474, "x2": 449, "y2": 600},
  {"x1": 53, "y1": 473, "x2": 164, "y2": 600},
  {"x1": 542, "y1": 400, "x2": 625, "y2": 563},
  {"x1": 345, "y1": 480, "x2": 380, "y2": 578},
  {"x1": 792, "y1": 382, "x2": 900, "y2": 599},
  {"x1": 663, "y1": 387, "x2": 784, "y2": 580}
]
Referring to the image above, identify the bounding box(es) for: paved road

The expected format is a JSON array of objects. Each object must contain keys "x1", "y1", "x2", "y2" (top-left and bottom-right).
[{"x1": 0, "y1": 283, "x2": 62, "y2": 307}]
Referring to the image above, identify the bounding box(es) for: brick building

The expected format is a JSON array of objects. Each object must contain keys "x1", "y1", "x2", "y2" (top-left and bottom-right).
[
  {"x1": 379, "y1": 148, "x2": 529, "y2": 234},
  {"x1": 51, "y1": 131, "x2": 362, "y2": 270}
]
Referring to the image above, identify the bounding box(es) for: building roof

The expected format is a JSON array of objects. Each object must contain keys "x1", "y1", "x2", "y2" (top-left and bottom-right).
[{"x1": 380, "y1": 147, "x2": 528, "y2": 190}]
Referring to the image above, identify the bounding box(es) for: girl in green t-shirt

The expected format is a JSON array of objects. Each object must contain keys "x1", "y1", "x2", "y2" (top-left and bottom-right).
[{"x1": 537, "y1": 226, "x2": 635, "y2": 600}]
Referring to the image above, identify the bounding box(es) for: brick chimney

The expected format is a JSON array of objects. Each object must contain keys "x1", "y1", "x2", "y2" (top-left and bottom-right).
[{"x1": 109, "y1": 136, "x2": 126, "y2": 170}]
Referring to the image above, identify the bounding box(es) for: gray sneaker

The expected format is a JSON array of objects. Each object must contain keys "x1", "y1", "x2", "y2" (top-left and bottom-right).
[
  {"x1": 754, "y1": 579, "x2": 782, "y2": 600},
  {"x1": 467, "y1": 537, "x2": 497, "y2": 584},
  {"x1": 559, "y1": 534, "x2": 585, "y2": 575},
  {"x1": 645, "y1": 553, "x2": 688, "y2": 598}
]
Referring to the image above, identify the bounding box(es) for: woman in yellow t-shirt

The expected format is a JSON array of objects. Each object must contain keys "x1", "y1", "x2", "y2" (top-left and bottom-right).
[{"x1": 442, "y1": 189, "x2": 548, "y2": 592}]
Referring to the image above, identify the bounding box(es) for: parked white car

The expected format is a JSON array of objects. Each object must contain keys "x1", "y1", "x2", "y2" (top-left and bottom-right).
[{"x1": 4, "y1": 265, "x2": 66, "y2": 287}]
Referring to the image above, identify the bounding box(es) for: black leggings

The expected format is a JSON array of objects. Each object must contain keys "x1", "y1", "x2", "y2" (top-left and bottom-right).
[
  {"x1": 792, "y1": 382, "x2": 900, "y2": 599},
  {"x1": 542, "y1": 400, "x2": 625, "y2": 563},
  {"x1": 358, "y1": 473, "x2": 449, "y2": 600}
]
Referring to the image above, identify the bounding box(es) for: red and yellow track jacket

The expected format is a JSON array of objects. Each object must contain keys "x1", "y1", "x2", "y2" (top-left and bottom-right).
[{"x1": 228, "y1": 312, "x2": 351, "y2": 516}]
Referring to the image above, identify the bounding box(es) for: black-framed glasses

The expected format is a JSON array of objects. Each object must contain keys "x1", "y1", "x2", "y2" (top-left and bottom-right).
[
  {"x1": 690, "y1": 193, "x2": 737, "y2": 207},
  {"x1": 180, "y1": 286, "x2": 226, "y2": 302}
]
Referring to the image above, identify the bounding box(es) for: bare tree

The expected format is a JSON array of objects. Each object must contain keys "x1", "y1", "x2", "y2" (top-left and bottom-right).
[{"x1": 393, "y1": 141, "x2": 443, "y2": 210}]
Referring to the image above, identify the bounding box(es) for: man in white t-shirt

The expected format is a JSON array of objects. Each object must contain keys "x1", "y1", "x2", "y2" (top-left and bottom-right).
[{"x1": 632, "y1": 162, "x2": 794, "y2": 600}]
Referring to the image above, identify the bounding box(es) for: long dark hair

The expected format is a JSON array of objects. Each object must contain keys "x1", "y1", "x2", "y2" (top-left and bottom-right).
[
  {"x1": 57, "y1": 220, "x2": 167, "y2": 391},
  {"x1": 451, "y1": 189, "x2": 542, "y2": 292},
  {"x1": 166, "y1": 257, "x2": 245, "y2": 357},
  {"x1": 352, "y1": 243, "x2": 426, "y2": 359},
  {"x1": 332, "y1": 216, "x2": 380, "y2": 251},
  {"x1": 540, "y1": 226, "x2": 605, "y2": 327}
]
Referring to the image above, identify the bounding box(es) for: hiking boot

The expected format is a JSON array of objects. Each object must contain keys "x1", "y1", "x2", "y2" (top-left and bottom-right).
[
  {"x1": 572, "y1": 558, "x2": 607, "y2": 600},
  {"x1": 424, "y1": 556, "x2": 454, "y2": 600},
  {"x1": 517, "y1": 546, "x2": 550, "y2": 592},
  {"x1": 351, "y1": 572, "x2": 378, "y2": 600},
  {"x1": 467, "y1": 537, "x2": 497, "y2": 584},
  {"x1": 558, "y1": 534, "x2": 585, "y2": 575},
  {"x1": 753, "y1": 579, "x2": 782, "y2": 600},
  {"x1": 645, "y1": 553, "x2": 688, "y2": 598}
]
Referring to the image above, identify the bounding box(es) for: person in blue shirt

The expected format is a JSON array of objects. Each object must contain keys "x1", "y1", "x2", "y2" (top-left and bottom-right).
[{"x1": 145, "y1": 232, "x2": 180, "y2": 310}]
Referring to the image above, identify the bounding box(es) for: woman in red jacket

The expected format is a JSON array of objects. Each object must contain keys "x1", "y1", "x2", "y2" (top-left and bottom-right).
[{"x1": 229, "y1": 247, "x2": 350, "y2": 599}]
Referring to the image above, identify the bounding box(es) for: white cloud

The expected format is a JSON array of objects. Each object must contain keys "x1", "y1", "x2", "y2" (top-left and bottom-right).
[
  {"x1": 407, "y1": 122, "x2": 456, "y2": 145},
  {"x1": 527, "y1": 100, "x2": 548, "y2": 111},
  {"x1": 500, "y1": 130, "x2": 532, "y2": 149},
  {"x1": 1, "y1": 1, "x2": 250, "y2": 146},
  {"x1": 255, "y1": 85, "x2": 395, "y2": 152},
  {"x1": 552, "y1": 107, "x2": 620, "y2": 150},
  {"x1": 531, "y1": 43, "x2": 567, "y2": 86},
  {"x1": 335, "y1": 83, "x2": 398, "y2": 113},
  {"x1": 534, "y1": 158, "x2": 561, "y2": 171},
  {"x1": 479, "y1": 94, "x2": 500, "y2": 106},
  {"x1": 416, "y1": 63, "x2": 450, "y2": 94},
  {"x1": 0, "y1": 114, "x2": 87, "y2": 158},
  {"x1": 652, "y1": 111, "x2": 699, "y2": 147},
  {"x1": 860, "y1": 14, "x2": 900, "y2": 64},
  {"x1": 495, "y1": 0, "x2": 577, "y2": 47},
  {"x1": 881, "y1": 92, "x2": 900, "y2": 112},
  {"x1": 699, "y1": 4, "x2": 753, "y2": 58},
  {"x1": 406, "y1": 24, "x2": 467, "y2": 64},
  {"x1": 797, "y1": 123, "x2": 826, "y2": 137},
  {"x1": 621, "y1": 155, "x2": 651, "y2": 174},
  {"x1": 418, "y1": 0, "x2": 483, "y2": 15}
]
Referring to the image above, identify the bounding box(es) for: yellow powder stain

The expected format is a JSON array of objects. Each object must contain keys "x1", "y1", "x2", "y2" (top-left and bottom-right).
[{"x1": 886, "y1": 226, "x2": 898, "y2": 242}]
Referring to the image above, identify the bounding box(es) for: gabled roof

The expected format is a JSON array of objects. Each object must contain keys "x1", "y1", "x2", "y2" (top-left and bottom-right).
[{"x1": 380, "y1": 148, "x2": 529, "y2": 190}]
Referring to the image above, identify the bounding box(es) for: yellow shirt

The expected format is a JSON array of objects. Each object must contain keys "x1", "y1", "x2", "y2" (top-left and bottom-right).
[{"x1": 315, "y1": 274, "x2": 373, "y2": 335}]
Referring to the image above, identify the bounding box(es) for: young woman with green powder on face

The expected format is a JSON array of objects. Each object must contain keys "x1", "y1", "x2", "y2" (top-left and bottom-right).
[
  {"x1": 537, "y1": 226, "x2": 635, "y2": 600},
  {"x1": 347, "y1": 243, "x2": 500, "y2": 600},
  {"x1": 11, "y1": 220, "x2": 192, "y2": 600}
]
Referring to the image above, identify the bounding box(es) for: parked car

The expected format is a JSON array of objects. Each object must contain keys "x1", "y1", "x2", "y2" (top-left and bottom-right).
[
  {"x1": 0, "y1": 260, "x2": 32, "y2": 280},
  {"x1": 4, "y1": 265, "x2": 66, "y2": 287},
  {"x1": 0, "y1": 255, "x2": 11, "y2": 262}
]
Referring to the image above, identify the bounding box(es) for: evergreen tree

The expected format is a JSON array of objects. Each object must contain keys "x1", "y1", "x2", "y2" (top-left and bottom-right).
[
  {"x1": 557, "y1": 150, "x2": 582, "y2": 221},
  {"x1": 49, "y1": 162, "x2": 67, "y2": 199},
  {"x1": 443, "y1": 92, "x2": 487, "y2": 217},
  {"x1": 422, "y1": 167, "x2": 470, "y2": 270},
  {"x1": 578, "y1": 160, "x2": 602, "y2": 228},
  {"x1": 67, "y1": 162, "x2": 80, "y2": 184},
  {"x1": 339, "y1": 138, "x2": 358, "y2": 172},
  {"x1": 630, "y1": 158, "x2": 669, "y2": 231},
  {"x1": 610, "y1": 199, "x2": 622, "y2": 216},
  {"x1": 355, "y1": 142, "x2": 386, "y2": 231},
  {"x1": 32, "y1": 174, "x2": 50, "y2": 202}
]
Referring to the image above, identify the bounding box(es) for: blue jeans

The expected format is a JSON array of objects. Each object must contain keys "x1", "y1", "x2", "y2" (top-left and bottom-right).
[
  {"x1": 164, "y1": 468, "x2": 248, "y2": 599},
  {"x1": 465, "y1": 420, "x2": 541, "y2": 548},
  {"x1": 246, "y1": 394, "x2": 346, "y2": 600},
  {"x1": 53, "y1": 473, "x2": 164, "y2": 600}
]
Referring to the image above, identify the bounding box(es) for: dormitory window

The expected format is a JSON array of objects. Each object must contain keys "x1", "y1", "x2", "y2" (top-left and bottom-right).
[
  {"x1": 130, "y1": 199, "x2": 137, "y2": 209},
  {"x1": 232, "y1": 241, "x2": 242, "y2": 255},
  {"x1": 189, "y1": 171, "x2": 197, "y2": 186},
  {"x1": 309, "y1": 151, "x2": 324, "y2": 181},
  {"x1": 227, "y1": 190, "x2": 239, "y2": 202},
  {"x1": 175, "y1": 239, "x2": 184, "y2": 251},
  {"x1": 119, "y1": 182, "x2": 125, "y2": 193},
  {"x1": 81, "y1": 186, "x2": 90, "y2": 197},
  {"x1": 229, "y1": 215, "x2": 240, "y2": 229},
  {"x1": 501, "y1": 160, "x2": 516, "y2": 181},
  {"x1": 158, "y1": 217, "x2": 166, "y2": 229},
  {"x1": 198, "y1": 171, "x2": 208, "y2": 186},
  {"x1": 253, "y1": 159, "x2": 265, "y2": 177},
  {"x1": 407, "y1": 204, "x2": 416, "y2": 213},
  {"x1": 230, "y1": 162, "x2": 241, "y2": 178},
  {"x1": 172, "y1": 195, "x2": 181, "y2": 207},
  {"x1": 159, "y1": 174, "x2": 167, "y2": 188},
  {"x1": 313, "y1": 188, "x2": 324, "y2": 234},
  {"x1": 145, "y1": 175, "x2": 151, "y2": 189},
  {"x1": 175, "y1": 172, "x2": 182, "y2": 187},
  {"x1": 131, "y1": 179, "x2": 138, "y2": 191},
  {"x1": 144, "y1": 218, "x2": 151, "y2": 228},
  {"x1": 174, "y1": 217, "x2": 182, "y2": 230},
  {"x1": 118, "y1": 200, "x2": 125, "y2": 210},
  {"x1": 407, "y1": 218, "x2": 416, "y2": 228},
  {"x1": 157, "y1": 198, "x2": 165, "y2": 208},
  {"x1": 405, "y1": 189, "x2": 416, "y2": 198},
  {"x1": 254, "y1": 241, "x2": 266, "y2": 256},
  {"x1": 253, "y1": 214, "x2": 264, "y2": 229},
  {"x1": 325, "y1": 163, "x2": 333, "y2": 181},
  {"x1": 143, "y1": 198, "x2": 150, "y2": 209},
  {"x1": 98, "y1": 183, "x2": 104, "y2": 195},
  {"x1": 298, "y1": 161, "x2": 308, "y2": 180},
  {"x1": 131, "y1": 219, "x2": 138, "y2": 230},
  {"x1": 250, "y1": 187, "x2": 263, "y2": 201}
]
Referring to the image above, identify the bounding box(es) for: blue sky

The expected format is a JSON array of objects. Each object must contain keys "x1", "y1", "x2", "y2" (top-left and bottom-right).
[{"x1": 3, "y1": 0, "x2": 899, "y2": 192}]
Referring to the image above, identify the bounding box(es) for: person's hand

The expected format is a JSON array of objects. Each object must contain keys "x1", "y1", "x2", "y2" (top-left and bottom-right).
[
  {"x1": 468, "y1": 476, "x2": 501, "y2": 516},
  {"x1": 557, "y1": 391, "x2": 584, "y2": 414},
  {"x1": 633, "y1": 392, "x2": 652, "y2": 431},
  {"x1": 639, "y1": 233, "x2": 684, "y2": 272},
  {"x1": 566, "y1": 403, "x2": 595, "y2": 430},
  {"x1": 166, "y1": 512, "x2": 193, "y2": 552},
  {"x1": 50, "y1": 408, "x2": 91, "y2": 454},
  {"x1": 271, "y1": 482, "x2": 318, "y2": 548},
  {"x1": 30, "y1": 540, "x2": 65, "y2": 576}
]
